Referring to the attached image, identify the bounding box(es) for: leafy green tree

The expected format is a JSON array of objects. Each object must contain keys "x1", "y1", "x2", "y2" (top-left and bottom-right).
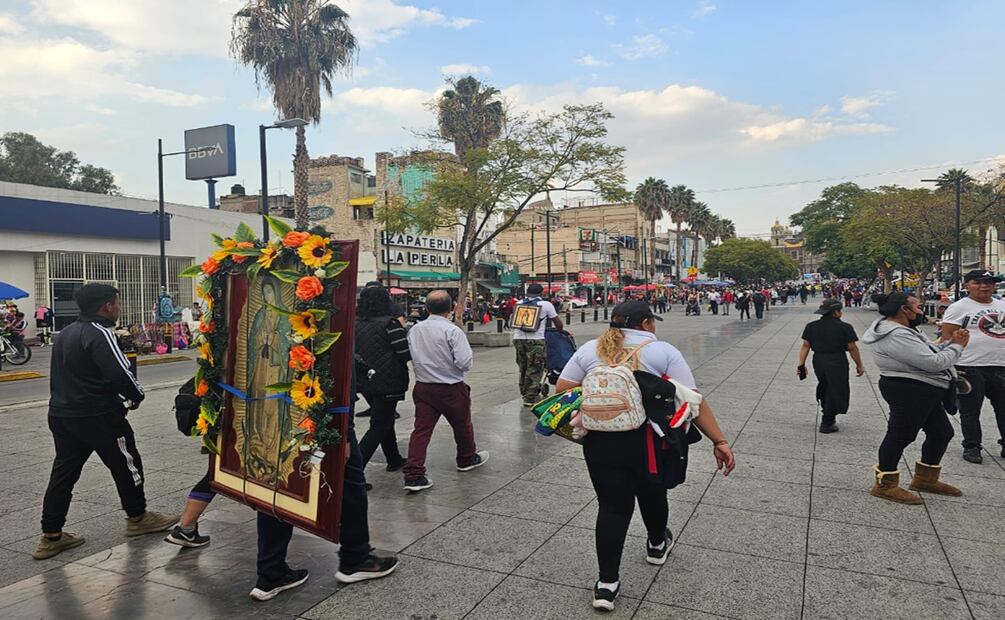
[
  {"x1": 0, "y1": 132, "x2": 119, "y2": 194},
  {"x1": 703, "y1": 237, "x2": 799, "y2": 283},
  {"x1": 231, "y1": 0, "x2": 358, "y2": 229}
]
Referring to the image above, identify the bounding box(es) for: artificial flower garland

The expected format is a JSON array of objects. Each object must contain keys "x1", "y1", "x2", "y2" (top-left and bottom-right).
[{"x1": 181, "y1": 217, "x2": 348, "y2": 459}]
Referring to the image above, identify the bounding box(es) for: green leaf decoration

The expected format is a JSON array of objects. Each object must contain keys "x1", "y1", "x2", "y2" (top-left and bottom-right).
[
  {"x1": 265, "y1": 302, "x2": 294, "y2": 317},
  {"x1": 179, "y1": 264, "x2": 203, "y2": 278},
  {"x1": 270, "y1": 269, "x2": 304, "y2": 284},
  {"x1": 265, "y1": 382, "x2": 293, "y2": 393},
  {"x1": 234, "y1": 222, "x2": 256, "y2": 243},
  {"x1": 325, "y1": 261, "x2": 350, "y2": 278},
  {"x1": 245, "y1": 262, "x2": 262, "y2": 283},
  {"x1": 265, "y1": 215, "x2": 292, "y2": 238},
  {"x1": 312, "y1": 331, "x2": 342, "y2": 355},
  {"x1": 202, "y1": 435, "x2": 220, "y2": 455},
  {"x1": 307, "y1": 308, "x2": 328, "y2": 321},
  {"x1": 229, "y1": 247, "x2": 262, "y2": 257},
  {"x1": 194, "y1": 367, "x2": 203, "y2": 386},
  {"x1": 200, "y1": 402, "x2": 218, "y2": 425},
  {"x1": 211, "y1": 233, "x2": 224, "y2": 246}
]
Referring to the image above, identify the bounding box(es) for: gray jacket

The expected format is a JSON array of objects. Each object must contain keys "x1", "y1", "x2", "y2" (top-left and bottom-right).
[{"x1": 861, "y1": 318, "x2": 962, "y2": 389}]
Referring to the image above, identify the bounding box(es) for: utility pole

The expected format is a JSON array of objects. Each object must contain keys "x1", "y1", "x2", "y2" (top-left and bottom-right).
[
  {"x1": 563, "y1": 248, "x2": 569, "y2": 295},
  {"x1": 616, "y1": 236, "x2": 623, "y2": 299},
  {"x1": 922, "y1": 175, "x2": 963, "y2": 299},
  {"x1": 530, "y1": 222, "x2": 535, "y2": 293}
]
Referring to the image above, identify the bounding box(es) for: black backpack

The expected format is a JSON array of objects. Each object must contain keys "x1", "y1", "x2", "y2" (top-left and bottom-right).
[
  {"x1": 634, "y1": 370, "x2": 703, "y2": 489},
  {"x1": 174, "y1": 377, "x2": 200, "y2": 436}
]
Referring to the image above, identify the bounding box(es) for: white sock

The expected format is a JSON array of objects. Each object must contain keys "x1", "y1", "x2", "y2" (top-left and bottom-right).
[{"x1": 597, "y1": 580, "x2": 619, "y2": 592}]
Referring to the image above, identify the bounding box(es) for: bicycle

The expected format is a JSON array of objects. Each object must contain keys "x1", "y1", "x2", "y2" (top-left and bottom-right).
[{"x1": 0, "y1": 333, "x2": 31, "y2": 365}]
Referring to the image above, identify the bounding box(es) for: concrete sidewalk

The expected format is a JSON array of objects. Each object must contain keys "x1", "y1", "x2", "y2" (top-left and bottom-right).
[{"x1": 0, "y1": 304, "x2": 1002, "y2": 619}]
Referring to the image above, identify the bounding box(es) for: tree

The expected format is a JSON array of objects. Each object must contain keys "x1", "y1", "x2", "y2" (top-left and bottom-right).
[
  {"x1": 437, "y1": 76, "x2": 505, "y2": 160},
  {"x1": 634, "y1": 177, "x2": 668, "y2": 284},
  {"x1": 231, "y1": 0, "x2": 358, "y2": 229},
  {"x1": 0, "y1": 132, "x2": 119, "y2": 194},
  {"x1": 686, "y1": 201, "x2": 712, "y2": 268},
  {"x1": 666, "y1": 184, "x2": 695, "y2": 279},
  {"x1": 381, "y1": 101, "x2": 626, "y2": 320},
  {"x1": 703, "y1": 237, "x2": 799, "y2": 283}
]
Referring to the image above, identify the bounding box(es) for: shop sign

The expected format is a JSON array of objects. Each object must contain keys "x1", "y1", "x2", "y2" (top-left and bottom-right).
[
  {"x1": 382, "y1": 249, "x2": 454, "y2": 268},
  {"x1": 184, "y1": 124, "x2": 236, "y2": 180},
  {"x1": 578, "y1": 270, "x2": 599, "y2": 284},
  {"x1": 381, "y1": 231, "x2": 456, "y2": 252}
]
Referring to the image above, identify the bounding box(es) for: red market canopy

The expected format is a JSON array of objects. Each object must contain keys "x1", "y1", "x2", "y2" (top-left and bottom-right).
[
  {"x1": 389, "y1": 287, "x2": 407, "y2": 295},
  {"x1": 623, "y1": 284, "x2": 657, "y2": 291}
]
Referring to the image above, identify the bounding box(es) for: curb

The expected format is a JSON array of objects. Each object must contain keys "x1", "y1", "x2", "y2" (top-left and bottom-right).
[{"x1": 0, "y1": 379, "x2": 188, "y2": 414}]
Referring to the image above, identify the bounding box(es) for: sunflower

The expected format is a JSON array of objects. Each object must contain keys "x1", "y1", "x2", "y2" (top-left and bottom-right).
[
  {"x1": 195, "y1": 414, "x2": 211, "y2": 435},
  {"x1": 212, "y1": 239, "x2": 237, "y2": 261},
  {"x1": 297, "y1": 235, "x2": 332, "y2": 268},
  {"x1": 198, "y1": 340, "x2": 214, "y2": 366},
  {"x1": 258, "y1": 243, "x2": 279, "y2": 269},
  {"x1": 291, "y1": 375, "x2": 324, "y2": 409},
  {"x1": 289, "y1": 311, "x2": 319, "y2": 339}
]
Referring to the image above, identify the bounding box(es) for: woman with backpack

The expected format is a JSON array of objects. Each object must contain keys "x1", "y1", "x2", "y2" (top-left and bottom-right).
[
  {"x1": 555, "y1": 301, "x2": 736, "y2": 612},
  {"x1": 355, "y1": 286, "x2": 410, "y2": 473}
]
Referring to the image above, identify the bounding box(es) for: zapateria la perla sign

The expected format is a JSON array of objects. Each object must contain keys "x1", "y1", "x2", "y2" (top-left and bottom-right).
[{"x1": 184, "y1": 124, "x2": 237, "y2": 180}]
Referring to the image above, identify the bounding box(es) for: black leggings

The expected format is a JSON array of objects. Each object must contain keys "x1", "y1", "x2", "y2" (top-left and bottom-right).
[
  {"x1": 877, "y1": 377, "x2": 954, "y2": 471},
  {"x1": 583, "y1": 428, "x2": 668, "y2": 583},
  {"x1": 358, "y1": 394, "x2": 403, "y2": 466}
]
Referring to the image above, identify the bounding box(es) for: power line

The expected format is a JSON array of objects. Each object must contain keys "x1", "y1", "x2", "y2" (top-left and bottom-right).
[{"x1": 693, "y1": 156, "x2": 1003, "y2": 194}]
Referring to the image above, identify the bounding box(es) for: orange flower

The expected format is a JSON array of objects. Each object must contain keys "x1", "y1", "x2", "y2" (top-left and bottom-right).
[
  {"x1": 258, "y1": 243, "x2": 279, "y2": 269},
  {"x1": 198, "y1": 320, "x2": 215, "y2": 334},
  {"x1": 201, "y1": 257, "x2": 219, "y2": 275},
  {"x1": 288, "y1": 345, "x2": 315, "y2": 371},
  {"x1": 298, "y1": 417, "x2": 317, "y2": 435},
  {"x1": 232, "y1": 240, "x2": 255, "y2": 264},
  {"x1": 297, "y1": 235, "x2": 332, "y2": 268},
  {"x1": 212, "y1": 239, "x2": 236, "y2": 261},
  {"x1": 296, "y1": 276, "x2": 324, "y2": 301},
  {"x1": 196, "y1": 415, "x2": 211, "y2": 435},
  {"x1": 194, "y1": 379, "x2": 209, "y2": 397},
  {"x1": 283, "y1": 231, "x2": 311, "y2": 248}
]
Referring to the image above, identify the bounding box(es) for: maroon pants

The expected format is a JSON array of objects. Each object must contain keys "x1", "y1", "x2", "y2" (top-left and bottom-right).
[{"x1": 404, "y1": 382, "x2": 477, "y2": 479}]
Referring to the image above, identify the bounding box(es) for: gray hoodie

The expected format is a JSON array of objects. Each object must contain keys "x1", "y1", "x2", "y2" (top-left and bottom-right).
[{"x1": 861, "y1": 318, "x2": 963, "y2": 389}]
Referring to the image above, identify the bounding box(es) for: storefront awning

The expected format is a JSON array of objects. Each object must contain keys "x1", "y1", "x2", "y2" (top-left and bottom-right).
[
  {"x1": 348, "y1": 196, "x2": 377, "y2": 206},
  {"x1": 385, "y1": 270, "x2": 461, "y2": 282},
  {"x1": 477, "y1": 282, "x2": 511, "y2": 294}
]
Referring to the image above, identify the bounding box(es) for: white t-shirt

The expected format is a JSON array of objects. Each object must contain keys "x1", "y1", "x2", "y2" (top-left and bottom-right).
[
  {"x1": 511, "y1": 298, "x2": 558, "y2": 340},
  {"x1": 942, "y1": 296, "x2": 1005, "y2": 366},
  {"x1": 559, "y1": 329, "x2": 697, "y2": 389}
]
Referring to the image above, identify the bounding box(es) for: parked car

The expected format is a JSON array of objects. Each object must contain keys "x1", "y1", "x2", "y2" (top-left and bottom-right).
[{"x1": 567, "y1": 296, "x2": 588, "y2": 308}]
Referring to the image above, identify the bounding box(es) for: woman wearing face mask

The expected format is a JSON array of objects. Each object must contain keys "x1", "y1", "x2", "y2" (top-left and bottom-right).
[{"x1": 861, "y1": 292, "x2": 970, "y2": 503}]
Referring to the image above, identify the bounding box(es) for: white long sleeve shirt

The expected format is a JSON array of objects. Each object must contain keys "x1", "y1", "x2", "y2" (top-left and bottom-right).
[{"x1": 407, "y1": 314, "x2": 474, "y2": 384}]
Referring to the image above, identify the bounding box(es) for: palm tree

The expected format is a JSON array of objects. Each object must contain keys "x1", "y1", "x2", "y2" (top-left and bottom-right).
[
  {"x1": 686, "y1": 201, "x2": 712, "y2": 269},
  {"x1": 666, "y1": 184, "x2": 695, "y2": 280},
  {"x1": 437, "y1": 76, "x2": 505, "y2": 162},
  {"x1": 634, "y1": 177, "x2": 669, "y2": 283},
  {"x1": 719, "y1": 217, "x2": 736, "y2": 242},
  {"x1": 231, "y1": 0, "x2": 358, "y2": 229},
  {"x1": 936, "y1": 169, "x2": 986, "y2": 266}
]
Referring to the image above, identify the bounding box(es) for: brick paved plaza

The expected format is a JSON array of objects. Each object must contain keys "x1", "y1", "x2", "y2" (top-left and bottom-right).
[{"x1": 0, "y1": 304, "x2": 1003, "y2": 619}]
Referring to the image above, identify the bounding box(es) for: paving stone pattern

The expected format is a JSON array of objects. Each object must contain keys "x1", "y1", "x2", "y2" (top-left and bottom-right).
[{"x1": 0, "y1": 302, "x2": 1003, "y2": 618}]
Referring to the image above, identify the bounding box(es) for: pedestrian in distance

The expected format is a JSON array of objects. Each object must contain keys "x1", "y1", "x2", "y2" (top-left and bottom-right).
[
  {"x1": 862, "y1": 292, "x2": 967, "y2": 503},
  {"x1": 556, "y1": 301, "x2": 735, "y2": 612},
  {"x1": 736, "y1": 292, "x2": 751, "y2": 321},
  {"x1": 512, "y1": 283, "x2": 563, "y2": 406},
  {"x1": 721, "y1": 289, "x2": 733, "y2": 316},
  {"x1": 34, "y1": 283, "x2": 178, "y2": 560},
  {"x1": 940, "y1": 269, "x2": 1005, "y2": 464},
  {"x1": 354, "y1": 285, "x2": 409, "y2": 474},
  {"x1": 402, "y1": 290, "x2": 488, "y2": 492},
  {"x1": 797, "y1": 298, "x2": 866, "y2": 433},
  {"x1": 35, "y1": 303, "x2": 53, "y2": 346},
  {"x1": 752, "y1": 290, "x2": 767, "y2": 319}
]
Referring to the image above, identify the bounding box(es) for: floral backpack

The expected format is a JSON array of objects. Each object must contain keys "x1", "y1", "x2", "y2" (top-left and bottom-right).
[{"x1": 580, "y1": 342, "x2": 653, "y2": 432}]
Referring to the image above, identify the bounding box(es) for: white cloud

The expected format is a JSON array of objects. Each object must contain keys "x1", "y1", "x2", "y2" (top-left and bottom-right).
[
  {"x1": 840, "y1": 90, "x2": 895, "y2": 118},
  {"x1": 440, "y1": 63, "x2": 491, "y2": 76},
  {"x1": 83, "y1": 104, "x2": 116, "y2": 116},
  {"x1": 693, "y1": 1, "x2": 717, "y2": 18},
  {"x1": 336, "y1": 0, "x2": 477, "y2": 46},
  {"x1": 603, "y1": 14, "x2": 617, "y2": 26},
  {"x1": 576, "y1": 54, "x2": 611, "y2": 67},
  {"x1": 612, "y1": 34, "x2": 668, "y2": 60},
  {"x1": 0, "y1": 37, "x2": 213, "y2": 107},
  {"x1": 0, "y1": 12, "x2": 25, "y2": 34},
  {"x1": 741, "y1": 118, "x2": 892, "y2": 142}
]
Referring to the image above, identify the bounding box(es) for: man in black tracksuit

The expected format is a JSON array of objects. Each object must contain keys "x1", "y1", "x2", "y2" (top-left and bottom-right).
[{"x1": 34, "y1": 284, "x2": 178, "y2": 560}]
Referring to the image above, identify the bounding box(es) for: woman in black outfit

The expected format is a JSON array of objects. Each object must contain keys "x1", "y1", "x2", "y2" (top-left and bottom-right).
[{"x1": 355, "y1": 286, "x2": 410, "y2": 472}]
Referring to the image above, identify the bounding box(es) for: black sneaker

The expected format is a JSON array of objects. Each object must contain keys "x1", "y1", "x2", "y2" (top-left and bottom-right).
[
  {"x1": 646, "y1": 528, "x2": 675, "y2": 565},
  {"x1": 457, "y1": 450, "x2": 489, "y2": 472},
  {"x1": 592, "y1": 581, "x2": 620, "y2": 612},
  {"x1": 403, "y1": 476, "x2": 433, "y2": 492},
  {"x1": 165, "y1": 525, "x2": 210, "y2": 548},
  {"x1": 819, "y1": 423, "x2": 839, "y2": 434},
  {"x1": 963, "y1": 448, "x2": 983, "y2": 464},
  {"x1": 999, "y1": 440, "x2": 1004, "y2": 459},
  {"x1": 249, "y1": 568, "x2": 309, "y2": 601},
  {"x1": 336, "y1": 554, "x2": 399, "y2": 584},
  {"x1": 386, "y1": 459, "x2": 405, "y2": 473}
]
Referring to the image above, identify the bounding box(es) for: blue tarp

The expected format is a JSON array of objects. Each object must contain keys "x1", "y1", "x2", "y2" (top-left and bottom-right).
[{"x1": 0, "y1": 281, "x2": 29, "y2": 300}]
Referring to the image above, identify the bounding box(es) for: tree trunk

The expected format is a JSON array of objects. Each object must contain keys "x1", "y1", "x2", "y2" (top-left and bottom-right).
[
  {"x1": 649, "y1": 217, "x2": 657, "y2": 284},
  {"x1": 293, "y1": 125, "x2": 309, "y2": 230},
  {"x1": 675, "y1": 222, "x2": 682, "y2": 280},
  {"x1": 979, "y1": 225, "x2": 988, "y2": 268}
]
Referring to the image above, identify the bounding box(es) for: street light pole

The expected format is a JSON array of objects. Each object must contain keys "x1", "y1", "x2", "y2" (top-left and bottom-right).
[
  {"x1": 922, "y1": 176, "x2": 963, "y2": 299},
  {"x1": 259, "y1": 124, "x2": 270, "y2": 242},
  {"x1": 157, "y1": 139, "x2": 167, "y2": 292}
]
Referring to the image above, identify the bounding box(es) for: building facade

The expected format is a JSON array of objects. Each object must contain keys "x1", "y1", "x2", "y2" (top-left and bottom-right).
[
  {"x1": 218, "y1": 184, "x2": 294, "y2": 219},
  {"x1": 770, "y1": 219, "x2": 825, "y2": 276}
]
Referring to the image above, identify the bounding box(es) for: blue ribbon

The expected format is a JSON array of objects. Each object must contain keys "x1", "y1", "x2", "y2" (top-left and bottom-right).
[{"x1": 216, "y1": 381, "x2": 349, "y2": 415}]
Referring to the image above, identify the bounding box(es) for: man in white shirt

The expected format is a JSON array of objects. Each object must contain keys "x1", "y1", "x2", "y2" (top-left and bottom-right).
[
  {"x1": 941, "y1": 269, "x2": 1005, "y2": 463},
  {"x1": 402, "y1": 290, "x2": 488, "y2": 492},
  {"x1": 512, "y1": 283, "x2": 564, "y2": 407}
]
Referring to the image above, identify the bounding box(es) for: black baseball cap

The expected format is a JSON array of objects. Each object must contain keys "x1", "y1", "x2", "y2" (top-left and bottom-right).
[
  {"x1": 610, "y1": 300, "x2": 663, "y2": 329},
  {"x1": 963, "y1": 269, "x2": 1003, "y2": 283},
  {"x1": 815, "y1": 298, "x2": 843, "y2": 315}
]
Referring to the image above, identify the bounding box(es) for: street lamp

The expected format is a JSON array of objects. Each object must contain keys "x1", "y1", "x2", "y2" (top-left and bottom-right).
[
  {"x1": 922, "y1": 176, "x2": 962, "y2": 299},
  {"x1": 259, "y1": 117, "x2": 308, "y2": 241}
]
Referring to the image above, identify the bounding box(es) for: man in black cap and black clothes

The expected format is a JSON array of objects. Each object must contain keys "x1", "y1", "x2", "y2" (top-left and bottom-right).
[
  {"x1": 797, "y1": 298, "x2": 865, "y2": 433},
  {"x1": 941, "y1": 269, "x2": 1005, "y2": 464}
]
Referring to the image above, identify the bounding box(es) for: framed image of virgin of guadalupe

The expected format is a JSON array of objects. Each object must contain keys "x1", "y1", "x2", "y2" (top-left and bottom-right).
[{"x1": 210, "y1": 240, "x2": 359, "y2": 544}]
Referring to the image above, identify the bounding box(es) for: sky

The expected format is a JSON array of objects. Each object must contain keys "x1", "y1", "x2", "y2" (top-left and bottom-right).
[{"x1": 2, "y1": 0, "x2": 1005, "y2": 237}]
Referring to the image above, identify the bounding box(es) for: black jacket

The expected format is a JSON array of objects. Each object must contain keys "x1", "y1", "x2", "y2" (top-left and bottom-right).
[
  {"x1": 49, "y1": 315, "x2": 144, "y2": 417},
  {"x1": 354, "y1": 316, "x2": 410, "y2": 400}
]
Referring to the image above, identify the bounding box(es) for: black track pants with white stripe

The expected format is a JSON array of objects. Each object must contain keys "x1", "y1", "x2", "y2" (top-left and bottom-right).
[{"x1": 41, "y1": 409, "x2": 146, "y2": 533}]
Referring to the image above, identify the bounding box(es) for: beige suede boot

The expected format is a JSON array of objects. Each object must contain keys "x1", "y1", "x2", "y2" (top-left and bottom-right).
[
  {"x1": 909, "y1": 462, "x2": 962, "y2": 496},
  {"x1": 870, "y1": 465, "x2": 922, "y2": 504}
]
